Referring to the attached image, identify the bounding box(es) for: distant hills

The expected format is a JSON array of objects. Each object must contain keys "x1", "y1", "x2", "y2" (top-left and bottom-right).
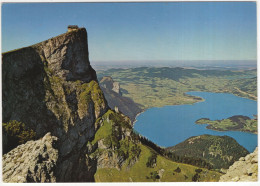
[
  {"x1": 97, "y1": 67, "x2": 256, "y2": 109},
  {"x1": 93, "y1": 60, "x2": 257, "y2": 71}
]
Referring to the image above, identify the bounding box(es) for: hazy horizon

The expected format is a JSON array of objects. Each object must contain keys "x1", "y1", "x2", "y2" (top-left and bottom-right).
[{"x1": 91, "y1": 59, "x2": 257, "y2": 70}]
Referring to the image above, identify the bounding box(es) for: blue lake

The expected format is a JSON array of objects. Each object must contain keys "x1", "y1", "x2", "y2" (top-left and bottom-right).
[{"x1": 134, "y1": 92, "x2": 257, "y2": 152}]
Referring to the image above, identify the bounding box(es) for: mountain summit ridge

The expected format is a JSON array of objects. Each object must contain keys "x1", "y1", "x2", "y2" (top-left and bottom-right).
[{"x1": 2, "y1": 27, "x2": 108, "y2": 182}]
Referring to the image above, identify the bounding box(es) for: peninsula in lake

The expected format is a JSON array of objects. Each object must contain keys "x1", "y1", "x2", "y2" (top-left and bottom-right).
[{"x1": 196, "y1": 115, "x2": 257, "y2": 134}]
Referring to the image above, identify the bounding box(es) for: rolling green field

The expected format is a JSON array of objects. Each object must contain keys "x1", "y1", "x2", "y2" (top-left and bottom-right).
[{"x1": 97, "y1": 67, "x2": 257, "y2": 110}]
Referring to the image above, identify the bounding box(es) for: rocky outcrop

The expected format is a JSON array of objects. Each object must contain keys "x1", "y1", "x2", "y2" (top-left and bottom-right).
[
  {"x1": 88, "y1": 110, "x2": 141, "y2": 171},
  {"x1": 2, "y1": 27, "x2": 108, "y2": 182},
  {"x1": 2, "y1": 133, "x2": 58, "y2": 183},
  {"x1": 95, "y1": 146, "x2": 126, "y2": 170},
  {"x1": 219, "y1": 147, "x2": 258, "y2": 182},
  {"x1": 99, "y1": 76, "x2": 142, "y2": 122},
  {"x1": 100, "y1": 76, "x2": 122, "y2": 95}
]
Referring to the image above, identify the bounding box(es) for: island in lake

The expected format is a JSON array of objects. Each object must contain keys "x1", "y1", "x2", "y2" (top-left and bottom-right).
[{"x1": 196, "y1": 115, "x2": 257, "y2": 134}]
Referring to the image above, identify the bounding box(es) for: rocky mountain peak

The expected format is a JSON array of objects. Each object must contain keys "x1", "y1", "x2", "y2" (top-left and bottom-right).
[
  {"x1": 2, "y1": 27, "x2": 108, "y2": 182},
  {"x1": 3, "y1": 27, "x2": 96, "y2": 83}
]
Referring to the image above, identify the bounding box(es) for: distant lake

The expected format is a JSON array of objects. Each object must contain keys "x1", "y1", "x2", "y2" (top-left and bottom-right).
[{"x1": 134, "y1": 92, "x2": 257, "y2": 152}]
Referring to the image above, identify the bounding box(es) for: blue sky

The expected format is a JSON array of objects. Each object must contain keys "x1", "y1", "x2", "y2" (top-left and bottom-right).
[{"x1": 1, "y1": 2, "x2": 257, "y2": 62}]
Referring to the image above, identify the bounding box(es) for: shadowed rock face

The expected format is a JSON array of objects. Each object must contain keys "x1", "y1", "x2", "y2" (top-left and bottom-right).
[
  {"x1": 2, "y1": 28, "x2": 98, "y2": 135},
  {"x1": 3, "y1": 28, "x2": 96, "y2": 83},
  {"x1": 2, "y1": 28, "x2": 108, "y2": 182},
  {"x1": 38, "y1": 28, "x2": 97, "y2": 82}
]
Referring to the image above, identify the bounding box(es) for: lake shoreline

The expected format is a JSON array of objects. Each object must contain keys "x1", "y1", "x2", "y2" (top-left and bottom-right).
[
  {"x1": 132, "y1": 92, "x2": 206, "y2": 126},
  {"x1": 133, "y1": 91, "x2": 257, "y2": 152},
  {"x1": 199, "y1": 123, "x2": 258, "y2": 135}
]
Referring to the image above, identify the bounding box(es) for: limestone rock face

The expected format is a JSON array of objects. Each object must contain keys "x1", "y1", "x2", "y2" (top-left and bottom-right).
[
  {"x1": 100, "y1": 76, "x2": 121, "y2": 95},
  {"x1": 40, "y1": 28, "x2": 97, "y2": 82},
  {"x1": 2, "y1": 133, "x2": 58, "y2": 183},
  {"x1": 2, "y1": 28, "x2": 108, "y2": 182},
  {"x1": 2, "y1": 28, "x2": 98, "y2": 136},
  {"x1": 219, "y1": 147, "x2": 258, "y2": 182},
  {"x1": 99, "y1": 76, "x2": 142, "y2": 122},
  {"x1": 96, "y1": 148, "x2": 126, "y2": 170}
]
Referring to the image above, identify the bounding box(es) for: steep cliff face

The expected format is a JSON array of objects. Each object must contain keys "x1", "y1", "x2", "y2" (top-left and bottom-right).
[
  {"x1": 2, "y1": 28, "x2": 108, "y2": 182},
  {"x1": 99, "y1": 76, "x2": 142, "y2": 122}
]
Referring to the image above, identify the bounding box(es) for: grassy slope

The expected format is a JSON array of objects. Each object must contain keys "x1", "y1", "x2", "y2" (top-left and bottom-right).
[
  {"x1": 91, "y1": 110, "x2": 221, "y2": 182},
  {"x1": 95, "y1": 144, "x2": 222, "y2": 182}
]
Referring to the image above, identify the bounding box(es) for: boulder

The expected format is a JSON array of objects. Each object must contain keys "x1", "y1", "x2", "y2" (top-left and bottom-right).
[
  {"x1": 2, "y1": 133, "x2": 58, "y2": 183},
  {"x1": 219, "y1": 147, "x2": 258, "y2": 182}
]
